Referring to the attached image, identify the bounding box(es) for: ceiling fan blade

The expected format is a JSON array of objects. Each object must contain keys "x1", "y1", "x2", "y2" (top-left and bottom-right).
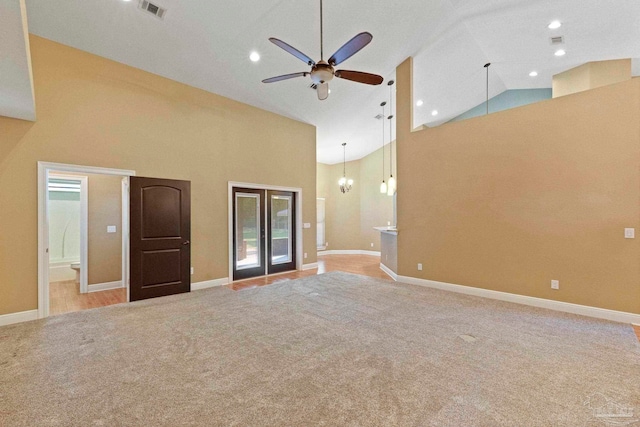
[
  {"x1": 269, "y1": 38, "x2": 316, "y2": 66},
  {"x1": 335, "y1": 70, "x2": 383, "y2": 85},
  {"x1": 262, "y1": 72, "x2": 309, "y2": 83},
  {"x1": 328, "y1": 32, "x2": 373, "y2": 66},
  {"x1": 317, "y1": 82, "x2": 329, "y2": 100}
]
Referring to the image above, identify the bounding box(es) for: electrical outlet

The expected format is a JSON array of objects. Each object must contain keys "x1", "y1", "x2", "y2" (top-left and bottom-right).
[
  {"x1": 551, "y1": 280, "x2": 559, "y2": 290},
  {"x1": 304, "y1": 252, "x2": 308, "y2": 259},
  {"x1": 370, "y1": 243, "x2": 374, "y2": 248},
  {"x1": 325, "y1": 242, "x2": 329, "y2": 247},
  {"x1": 190, "y1": 267, "x2": 194, "y2": 275},
  {"x1": 107, "y1": 225, "x2": 117, "y2": 233},
  {"x1": 417, "y1": 263, "x2": 423, "y2": 271},
  {"x1": 387, "y1": 221, "x2": 391, "y2": 226},
  {"x1": 625, "y1": 228, "x2": 635, "y2": 239}
]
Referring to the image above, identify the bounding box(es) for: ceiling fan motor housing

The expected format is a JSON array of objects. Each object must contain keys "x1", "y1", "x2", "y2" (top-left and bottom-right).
[{"x1": 311, "y1": 61, "x2": 334, "y2": 84}]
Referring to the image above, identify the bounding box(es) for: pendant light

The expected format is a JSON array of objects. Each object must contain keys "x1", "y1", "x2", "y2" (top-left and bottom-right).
[
  {"x1": 387, "y1": 80, "x2": 396, "y2": 196},
  {"x1": 339, "y1": 143, "x2": 353, "y2": 193},
  {"x1": 379, "y1": 101, "x2": 387, "y2": 194}
]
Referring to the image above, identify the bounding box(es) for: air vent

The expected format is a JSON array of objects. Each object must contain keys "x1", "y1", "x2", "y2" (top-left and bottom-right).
[
  {"x1": 139, "y1": 0, "x2": 166, "y2": 19},
  {"x1": 309, "y1": 83, "x2": 318, "y2": 90},
  {"x1": 550, "y1": 36, "x2": 564, "y2": 45},
  {"x1": 374, "y1": 114, "x2": 384, "y2": 120}
]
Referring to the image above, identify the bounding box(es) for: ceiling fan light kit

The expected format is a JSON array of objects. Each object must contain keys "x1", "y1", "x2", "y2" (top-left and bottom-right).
[{"x1": 262, "y1": 0, "x2": 383, "y2": 100}]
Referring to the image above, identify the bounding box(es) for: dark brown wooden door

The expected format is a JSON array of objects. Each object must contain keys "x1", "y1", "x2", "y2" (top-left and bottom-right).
[{"x1": 130, "y1": 177, "x2": 191, "y2": 302}]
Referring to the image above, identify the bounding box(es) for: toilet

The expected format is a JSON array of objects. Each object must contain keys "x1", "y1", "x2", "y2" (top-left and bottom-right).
[{"x1": 70, "y1": 262, "x2": 80, "y2": 284}]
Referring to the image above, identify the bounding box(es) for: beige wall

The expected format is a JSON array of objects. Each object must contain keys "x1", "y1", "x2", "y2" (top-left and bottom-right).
[
  {"x1": 317, "y1": 145, "x2": 395, "y2": 252},
  {"x1": 0, "y1": 36, "x2": 316, "y2": 316},
  {"x1": 87, "y1": 173, "x2": 122, "y2": 285},
  {"x1": 397, "y1": 57, "x2": 640, "y2": 314},
  {"x1": 553, "y1": 59, "x2": 631, "y2": 98}
]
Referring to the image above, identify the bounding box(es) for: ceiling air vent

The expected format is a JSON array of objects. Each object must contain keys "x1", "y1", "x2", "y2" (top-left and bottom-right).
[
  {"x1": 550, "y1": 36, "x2": 564, "y2": 45},
  {"x1": 139, "y1": 0, "x2": 166, "y2": 19},
  {"x1": 374, "y1": 114, "x2": 384, "y2": 120}
]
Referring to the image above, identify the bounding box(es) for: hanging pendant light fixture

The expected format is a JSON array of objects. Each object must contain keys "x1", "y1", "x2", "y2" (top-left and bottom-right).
[
  {"x1": 379, "y1": 101, "x2": 387, "y2": 194},
  {"x1": 339, "y1": 143, "x2": 353, "y2": 193},
  {"x1": 387, "y1": 80, "x2": 396, "y2": 196}
]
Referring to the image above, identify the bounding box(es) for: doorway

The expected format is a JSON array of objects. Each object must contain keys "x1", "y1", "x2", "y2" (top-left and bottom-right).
[
  {"x1": 38, "y1": 162, "x2": 134, "y2": 319},
  {"x1": 229, "y1": 183, "x2": 302, "y2": 281}
]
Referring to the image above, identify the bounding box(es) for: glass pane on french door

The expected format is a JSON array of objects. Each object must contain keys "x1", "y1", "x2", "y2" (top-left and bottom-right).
[
  {"x1": 235, "y1": 193, "x2": 261, "y2": 270},
  {"x1": 270, "y1": 194, "x2": 292, "y2": 265}
]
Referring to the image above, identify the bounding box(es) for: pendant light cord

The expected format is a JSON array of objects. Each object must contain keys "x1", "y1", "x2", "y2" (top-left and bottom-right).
[
  {"x1": 342, "y1": 142, "x2": 346, "y2": 177},
  {"x1": 388, "y1": 81, "x2": 394, "y2": 178},
  {"x1": 381, "y1": 103, "x2": 386, "y2": 181},
  {"x1": 484, "y1": 63, "x2": 491, "y2": 115}
]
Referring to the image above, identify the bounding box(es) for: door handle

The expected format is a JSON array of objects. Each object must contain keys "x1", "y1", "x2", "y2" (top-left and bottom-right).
[{"x1": 182, "y1": 240, "x2": 190, "y2": 245}]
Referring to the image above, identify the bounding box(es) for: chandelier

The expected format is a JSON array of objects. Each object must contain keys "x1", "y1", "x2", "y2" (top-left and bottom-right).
[{"x1": 339, "y1": 142, "x2": 353, "y2": 193}]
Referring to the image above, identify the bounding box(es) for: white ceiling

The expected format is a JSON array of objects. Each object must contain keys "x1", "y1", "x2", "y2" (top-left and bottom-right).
[
  {"x1": 17, "y1": 0, "x2": 640, "y2": 163},
  {"x1": 1, "y1": 0, "x2": 35, "y2": 121}
]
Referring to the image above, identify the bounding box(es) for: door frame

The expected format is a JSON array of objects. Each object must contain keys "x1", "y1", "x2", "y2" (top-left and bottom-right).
[
  {"x1": 37, "y1": 162, "x2": 135, "y2": 319},
  {"x1": 228, "y1": 182, "x2": 303, "y2": 281},
  {"x1": 47, "y1": 172, "x2": 89, "y2": 294}
]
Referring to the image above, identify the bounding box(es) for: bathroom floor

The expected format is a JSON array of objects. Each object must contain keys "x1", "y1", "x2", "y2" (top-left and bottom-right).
[{"x1": 49, "y1": 280, "x2": 126, "y2": 316}]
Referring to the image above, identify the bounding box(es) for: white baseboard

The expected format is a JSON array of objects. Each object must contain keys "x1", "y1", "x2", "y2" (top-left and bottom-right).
[
  {"x1": 88, "y1": 280, "x2": 123, "y2": 293},
  {"x1": 397, "y1": 275, "x2": 640, "y2": 325},
  {"x1": 302, "y1": 262, "x2": 319, "y2": 271},
  {"x1": 192, "y1": 278, "x2": 229, "y2": 291},
  {"x1": 0, "y1": 309, "x2": 38, "y2": 327},
  {"x1": 318, "y1": 250, "x2": 381, "y2": 256},
  {"x1": 379, "y1": 263, "x2": 398, "y2": 281}
]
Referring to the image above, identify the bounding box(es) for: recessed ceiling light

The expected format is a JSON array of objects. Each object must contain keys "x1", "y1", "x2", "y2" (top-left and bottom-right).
[
  {"x1": 431, "y1": 110, "x2": 438, "y2": 116},
  {"x1": 249, "y1": 52, "x2": 260, "y2": 62},
  {"x1": 548, "y1": 20, "x2": 562, "y2": 29},
  {"x1": 554, "y1": 49, "x2": 566, "y2": 57},
  {"x1": 416, "y1": 100, "x2": 424, "y2": 107},
  {"x1": 529, "y1": 71, "x2": 538, "y2": 77}
]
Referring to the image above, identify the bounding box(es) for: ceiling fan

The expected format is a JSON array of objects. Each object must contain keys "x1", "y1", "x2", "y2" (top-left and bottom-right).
[{"x1": 262, "y1": 0, "x2": 384, "y2": 100}]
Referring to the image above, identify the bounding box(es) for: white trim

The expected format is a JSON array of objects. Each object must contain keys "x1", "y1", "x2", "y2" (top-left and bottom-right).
[
  {"x1": 228, "y1": 181, "x2": 304, "y2": 281},
  {"x1": 88, "y1": 280, "x2": 124, "y2": 293},
  {"x1": 121, "y1": 177, "x2": 130, "y2": 301},
  {"x1": 0, "y1": 310, "x2": 38, "y2": 327},
  {"x1": 397, "y1": 275, "x2": 640, "y2": 325},
  {"x1": 38, "y1": 162, "x2": 135, "y2": 320},
  {"x1": 379, "y1": 263, "x2": 398, "y2": 281},
  {"x1": 191, "y1": 278, "x2": 230, "y2": 291},
  {"x1": 318, "y1": 250, "x2": 381, "y2": 256},
  {"x1": 302, "y1": 262, "x2": 319, "y2": 271}
]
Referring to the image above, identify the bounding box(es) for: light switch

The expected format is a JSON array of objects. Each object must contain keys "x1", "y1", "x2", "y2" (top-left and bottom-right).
[
  {"x1": 625, "y1": 228, "x2": 635, "y2": 239},
  {"x1": 107, "y1": 226, "x2": 117, "y2": 233},
  {"x1": 303, "y1": 223, "x2": 311, "y2": 229}
]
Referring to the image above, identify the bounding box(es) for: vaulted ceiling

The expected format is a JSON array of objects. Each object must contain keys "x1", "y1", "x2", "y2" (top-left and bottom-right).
[{"x1": 7, "y1": 0, "x2": 640, "y2": 163}]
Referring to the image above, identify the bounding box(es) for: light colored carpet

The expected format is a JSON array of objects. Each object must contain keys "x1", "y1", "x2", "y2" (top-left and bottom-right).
[{"x1": 0, "y1": 272, "x2": 638, "y2": 426}]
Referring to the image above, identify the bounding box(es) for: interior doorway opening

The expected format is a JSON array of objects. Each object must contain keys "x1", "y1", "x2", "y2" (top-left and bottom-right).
[{"x1": 38, "y1": 162, "x2": 135, "y2": 319}]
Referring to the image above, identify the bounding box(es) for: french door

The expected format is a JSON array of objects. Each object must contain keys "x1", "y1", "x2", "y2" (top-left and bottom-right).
[{"x1": 232, "y1": 187, "x2": 296, "y2": 281}]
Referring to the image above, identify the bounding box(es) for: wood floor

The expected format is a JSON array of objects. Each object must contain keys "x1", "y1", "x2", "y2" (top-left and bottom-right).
[
  {"x1": 227, "y1": 254, "x2": 390, "y2": 291},
  {"x1": 49, "y1": 280, "x2": 126, "y2": 316}
]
